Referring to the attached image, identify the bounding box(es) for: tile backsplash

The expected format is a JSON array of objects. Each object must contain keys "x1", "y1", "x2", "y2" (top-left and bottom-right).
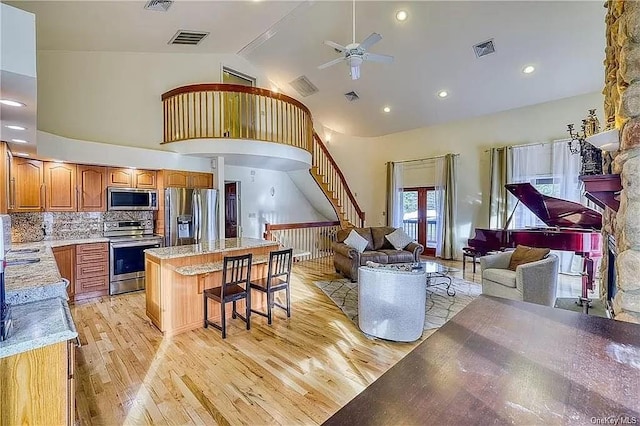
[{"x1": 10, "y1": 211, "x2": 154, "y2": 243}]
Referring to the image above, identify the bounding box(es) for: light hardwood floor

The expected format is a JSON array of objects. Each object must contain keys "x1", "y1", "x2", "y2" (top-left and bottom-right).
[
  {"x1": 69, "y1": 256, "x2": 583, "y2": 425},
  {"x1": 71, "y1": 258, "x2": 434, "y2": 425}
]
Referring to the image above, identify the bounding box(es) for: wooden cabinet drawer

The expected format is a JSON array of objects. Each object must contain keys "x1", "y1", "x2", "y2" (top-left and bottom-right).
[
  {"x1": 76, "y1": 261, "x2": 108, "y2": 279},
  {"x1": 76, "y1": 250, "x2": 108, "y2": 265},
  {"x1": 76, "y1": 242, "x2": 108, "y2": 254},
  {"x1": 75, "y1": 275, "x2": 109, "y2": 299}
]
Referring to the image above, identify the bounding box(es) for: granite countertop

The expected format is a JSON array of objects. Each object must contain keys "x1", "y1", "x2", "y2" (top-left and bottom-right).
[
  {"x1": 174, "y1": 254, "x2": 270, "y2": 276},
  {"x1": 5, "y1": 237, "x2": 110, "y2": 305},
  {"x1": 0, "y1": 297, "x2": 78, "y2": 359},
  {"x1": 146, "y1": 238, "x2": 279, "y2": 260}
]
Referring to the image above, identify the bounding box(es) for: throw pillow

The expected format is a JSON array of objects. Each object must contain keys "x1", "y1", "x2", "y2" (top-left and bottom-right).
[
  {"x1": 344, "y1": 229, "x2": 369, "y2": 253},
  {"x1": 507, "y1": 245, "x2": 550, "y2": 271},
  {"x1": 385, "y1": 228, "x2": 414, "y2": 250}
]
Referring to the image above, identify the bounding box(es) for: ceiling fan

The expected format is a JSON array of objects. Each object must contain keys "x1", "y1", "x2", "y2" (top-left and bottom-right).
[{"x1": 317, "y1": 0, "x2": 394, "y2": 80}]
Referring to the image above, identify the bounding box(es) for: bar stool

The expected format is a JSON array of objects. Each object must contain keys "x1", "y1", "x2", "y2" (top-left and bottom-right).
[
  {"x1": 462, "y1": 246, "x2": 481, "y2": 273},
  {"x1": 203, "y1": 253, "x2": 252, "y2": 339},
  {"x1": 250, "y1": 248, "x2": 293, "y2": 325}
]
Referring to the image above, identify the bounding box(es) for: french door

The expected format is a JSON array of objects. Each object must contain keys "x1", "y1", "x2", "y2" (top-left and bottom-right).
[{"x1": 402, "y1": 187, "x2": 437, "y2": 256}]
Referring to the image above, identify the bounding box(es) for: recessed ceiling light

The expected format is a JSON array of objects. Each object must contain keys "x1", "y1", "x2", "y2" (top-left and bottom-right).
[
  {"x1": 395, "y1": 10, "x2": 408, "y2": 21},
  {"x1": 523, "y1": 65, "x2": 535, "y2": 74},
  {"x1": 11, "y1": 139, "x2": 28, "y2": 144},
  {"x1": 5, "y1": 125, "x2": 26, "y2": 131},
  {"x1": 383, "y1": 106, "x2": 391, "y2": 113},
  {"x1": 53, "y1": 160, "x2": 64, "y2": 163},
  {"x1": 14, "y1": 152, "x2": 29, "y2": 157},
  {"x1": 0, "y1": 99, "x2": 26, "y2": 107},
  {"x1": 438, "y1": 90, "x2": 449, "y2": 98}
]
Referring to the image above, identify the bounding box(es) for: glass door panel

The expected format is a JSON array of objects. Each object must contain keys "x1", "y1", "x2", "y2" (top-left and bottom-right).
[{"x1": 403, "y1": 187, "x2": 437, "y2": 256}]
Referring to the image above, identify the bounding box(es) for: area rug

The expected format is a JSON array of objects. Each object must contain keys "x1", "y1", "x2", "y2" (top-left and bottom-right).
[{"x1": 314, "y1": 276, "x2": 482, "y2": 332}]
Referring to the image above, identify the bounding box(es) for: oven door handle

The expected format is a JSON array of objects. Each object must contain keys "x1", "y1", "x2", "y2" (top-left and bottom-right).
[{"x1": 110, "y1": 242, "x2": 162, "y2": 249}]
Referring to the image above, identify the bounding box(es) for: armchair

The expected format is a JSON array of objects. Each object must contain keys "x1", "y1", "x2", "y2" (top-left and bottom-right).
[{"x1": 480, "y1": 251, "x2": 559, "y2": 306}]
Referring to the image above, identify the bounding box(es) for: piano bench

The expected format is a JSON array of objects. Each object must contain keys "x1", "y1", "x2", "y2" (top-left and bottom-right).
[{"x1": 462, "y1": 247, "x2": 482, "y2": 274}]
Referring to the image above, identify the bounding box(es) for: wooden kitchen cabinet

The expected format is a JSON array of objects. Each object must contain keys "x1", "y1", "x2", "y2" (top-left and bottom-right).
[
  {"x1": 163, "y1": 170, "x2": 214, "y2": 188},
  {"x1": 44, "y1": 162, "x2": 77, "y2": 212},
  {"x1": 0, "y1": 340, "x2": 75, "y2": 425},
  {"x1": 107, "y1": 167, "x2": 133, "y2": 187},
  {"x1": 164, "y1": 169, "x2": 190, "y2": 188},
  {"x1": 53, "y1": 245, "x2": 76, "y2": 301},
  {"x1": 8, "y1": 157, "x2": 44, "y2": 212},
  {"x1": 108, "y1": 167, "x2": 157, "y2": 189},
  {"x1": 134, "y1": 169, "x2": 157, "y2": 189},
  {"x1": 77, "y1": 165, "x2": 108, "y2": 212},
  {"x1": 75, "y1": 242, "x2": 109, "y2": 301},
  {"x1": 189, "y1": 172, "x2": 214, "y2": 188},
  {"x1": 0, "y1": 142, "x2": 9, "y2": 214}
]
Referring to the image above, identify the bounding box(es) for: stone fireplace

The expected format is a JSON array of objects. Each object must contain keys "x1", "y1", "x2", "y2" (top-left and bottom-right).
[{"x1": 602, "y1": 0, "x2": 640, "y2": 323}]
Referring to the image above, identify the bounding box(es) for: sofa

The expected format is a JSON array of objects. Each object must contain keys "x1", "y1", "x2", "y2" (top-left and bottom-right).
[
  {"x1": 332, "y1": 227, "x2": 424, "y2": 281},
  {"x1": 480, "y1": 251, "x2": 559, "y2": 306}
]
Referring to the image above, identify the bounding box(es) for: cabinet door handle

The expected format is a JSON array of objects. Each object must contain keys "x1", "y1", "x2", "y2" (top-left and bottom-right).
[
  {"x1": 40, "y1": 183, "x2": 45, "y2": 211},
  {"x1": 10, "y1": 178, "x2": 16, "y2": 209}
]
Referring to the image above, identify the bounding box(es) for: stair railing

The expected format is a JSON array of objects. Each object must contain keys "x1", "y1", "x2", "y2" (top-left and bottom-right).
[
  {"x1": 264, "y1": 221, "x2": 342, "y2": 263},
  {"x1": 311, "y1": 132, "x2": 365, "y2": 227}
]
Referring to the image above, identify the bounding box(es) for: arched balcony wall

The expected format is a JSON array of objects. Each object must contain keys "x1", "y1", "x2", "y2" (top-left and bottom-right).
[{"x1": 162, "y1": 84, "x2": 313, "y2": 154}]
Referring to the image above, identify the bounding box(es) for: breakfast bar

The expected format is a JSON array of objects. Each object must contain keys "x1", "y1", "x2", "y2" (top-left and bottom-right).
[{"x1": 144, "y1": 237, "x2": 280, "y2": 336}]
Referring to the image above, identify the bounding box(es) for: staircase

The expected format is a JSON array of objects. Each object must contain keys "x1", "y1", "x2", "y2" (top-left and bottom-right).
[{"x1": 310, "y1": 132, "x2": 365, "y2": 228}]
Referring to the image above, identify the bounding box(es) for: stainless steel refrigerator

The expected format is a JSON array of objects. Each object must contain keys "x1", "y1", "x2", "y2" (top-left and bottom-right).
[{"x1": 165, "y1": 188, "x2": 219, "y2": 246}]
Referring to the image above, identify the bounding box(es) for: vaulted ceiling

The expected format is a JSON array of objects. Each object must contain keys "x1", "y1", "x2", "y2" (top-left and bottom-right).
[{"x1": 8, "y1": 1, "x2": 606, "y2": 137}]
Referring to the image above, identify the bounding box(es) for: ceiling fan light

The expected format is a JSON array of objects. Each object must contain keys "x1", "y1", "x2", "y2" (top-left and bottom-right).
[{"x1": 350, "y1": 65, "x2": 360, "y2": 80}]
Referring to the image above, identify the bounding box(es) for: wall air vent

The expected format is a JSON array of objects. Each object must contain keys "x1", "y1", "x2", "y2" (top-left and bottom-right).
[
  {"x1": 289, "y1": 76, "x2": 318, "y2": 97},
  {"x1": 169, "y1": 30, "x2": 209, "y2": 46},
  {"x1": 144, "y1": 0, "x2": 173, "y2": 12},
  {"x1": 344, "y1": 91, "x2": 359, "y2": 102},
  {"x1": 473, "y1": 39, "x2": 496, "y2": 58}
]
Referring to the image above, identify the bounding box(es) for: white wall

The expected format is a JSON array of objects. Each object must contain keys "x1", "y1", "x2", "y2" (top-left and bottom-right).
[
  {"x1": 37, "y1": 131, "x2": 212, "y2": 171},
  {"x1": 224, "y1": 165, "x2": 329, "y2": 239},
  {"x1": 1, "y1": 3, "x2": 36, "y2": 77},
  {"x1": 37, "y1": 50, "x2": 270, "y2": 150},
  {"x1": 326, "y1": 91, "x2": 604, "y2": 257}
]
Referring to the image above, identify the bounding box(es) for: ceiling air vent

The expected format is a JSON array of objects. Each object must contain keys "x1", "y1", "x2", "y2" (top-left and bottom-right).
[
  {"x1": 144, "y1": 0, "x2": 173, "y2": 12},
  {"x1": 168, "y1": 30, "x2": 209, "y2": 46},
  {"x1": 289, "y1": 76, "x2": 318, "y2": 97},
  {"x1": 473, "y1": 39, "x2": 496, "y2": 58},
  {"x1": 344, "y1": 91, "x2": 359, "y2": 102}
]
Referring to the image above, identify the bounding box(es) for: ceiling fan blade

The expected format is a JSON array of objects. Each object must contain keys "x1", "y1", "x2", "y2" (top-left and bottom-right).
[
  {"x1": 318, "y1": 57, "x2": 346, "y2": 70},
  {"x1": 363, "y1": 52, "x2": 394, "y2": 64},
  {"x1": 324, "y1": 40, "x2": 347, "y2": 52},
  {"x1": 358, "y1": 32, "x2": 382, "y2": 50}
]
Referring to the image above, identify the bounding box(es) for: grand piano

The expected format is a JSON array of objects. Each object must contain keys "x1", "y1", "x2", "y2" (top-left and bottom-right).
[{"x1": 469, "y1": 183, "x2": 602, "y2": 310}]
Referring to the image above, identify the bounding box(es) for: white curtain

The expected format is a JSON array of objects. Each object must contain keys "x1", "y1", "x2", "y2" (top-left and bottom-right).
[
  {"x1": 511, "y1": 144, "x2": 542, "y2": 229},
  {"x1": 510, "y1": 141, "x2": 582, "y2": 273},
  {"x1": 386, "y1": 162, "x2": 404, "y2": 227}
]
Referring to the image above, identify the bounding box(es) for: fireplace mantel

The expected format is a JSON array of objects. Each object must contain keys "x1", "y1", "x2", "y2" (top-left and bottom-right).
[{"x1": 579, "y1": 174, "x2": 622, "y2": 212}]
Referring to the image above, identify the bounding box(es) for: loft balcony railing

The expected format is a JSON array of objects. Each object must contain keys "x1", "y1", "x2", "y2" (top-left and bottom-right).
[
  {"x1": 161, "y1": 83, "x2": 366, "y2": 228},
  {"x1": 161, "y1": 83, "x2": 313, "y2": 152}
]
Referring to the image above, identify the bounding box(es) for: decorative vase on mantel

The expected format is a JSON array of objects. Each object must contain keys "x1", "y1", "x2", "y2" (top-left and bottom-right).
[{"x1": 580, "y1": 109, "x2": 603, "y2": 176}]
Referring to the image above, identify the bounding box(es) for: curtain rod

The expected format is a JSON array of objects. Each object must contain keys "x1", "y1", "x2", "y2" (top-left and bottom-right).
[
  {"x1": 389, "y1": 153, "x2": 460, "y2": 165},
  {"x1": 483, "y1": 138, "x2": 570, "y2": 153}
]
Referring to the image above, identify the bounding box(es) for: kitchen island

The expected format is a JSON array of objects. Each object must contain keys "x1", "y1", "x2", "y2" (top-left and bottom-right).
[{"x1": 144, "y1": 237, "x2": 280, "y2": 336}]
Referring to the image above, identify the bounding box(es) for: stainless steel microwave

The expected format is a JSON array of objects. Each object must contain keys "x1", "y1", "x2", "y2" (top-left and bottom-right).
[{"x1": 107, "y1": 188, "x2": 158, "y2": 211}]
